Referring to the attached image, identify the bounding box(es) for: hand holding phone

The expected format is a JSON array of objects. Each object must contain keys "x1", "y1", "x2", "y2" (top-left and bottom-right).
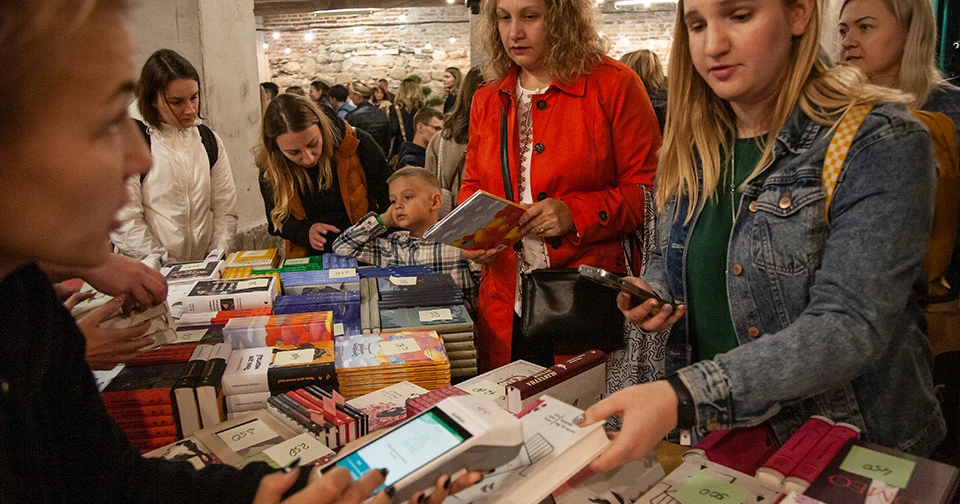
[{"x1": 578, "y1": 266, "x2": 665, "y2": 306}]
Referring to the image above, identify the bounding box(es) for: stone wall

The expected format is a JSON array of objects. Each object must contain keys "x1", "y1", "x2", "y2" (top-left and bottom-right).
[{"x1": 259, "y1": 3, "x2": 678, "y2": 98}]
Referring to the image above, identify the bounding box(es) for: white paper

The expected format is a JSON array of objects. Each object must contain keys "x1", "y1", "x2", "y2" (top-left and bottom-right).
[
  {"x1": 419, "y1": 308, "x2": 454, "y2": 323},
  {"x1": 272, "y1": 349, "x2": 314, "y2": 367},
  {"x1": 380, "y1": 338, "x2": 422, "y2": 355},
  {"x1": 462, "y1": 380, "x2": 506, "y2": 398},
  {"x1": 236, "y1": 278, "x2": 270, "y2": 290},
  {"x1": 328, "y1": 268, "x2": 357, "y2": 279},
  {"x1": 178, "y1": 262, "x2": 208, "y2": 272},
  {"x1": 389, "y1": 276, "x2": 417, "y2": 286},
  {"x1": 217, "y1": 418, "x2": 279, "y2": 453},
  {"x1": 173, "y1": 329, "x2": 208, "y2": 343},
  {"x1": 262, "y1": 433, "x2": 333, "y2": 467}
]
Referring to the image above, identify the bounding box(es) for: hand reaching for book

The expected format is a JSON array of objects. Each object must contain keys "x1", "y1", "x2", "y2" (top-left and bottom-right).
[
  {"x1": 309, "y1": 223, "x2": 341, "y2": 251},
  {"x1": 75, "y1": 296, "x2": 154, "y2": 370},
  {"x1": 82, "y1": 254, "x2": 167, "y2": 313}
]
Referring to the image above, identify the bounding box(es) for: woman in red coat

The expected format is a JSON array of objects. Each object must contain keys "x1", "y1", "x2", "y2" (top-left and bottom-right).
[{"x1": 460, "y1": 0, "x2": 661, "y2": 371}]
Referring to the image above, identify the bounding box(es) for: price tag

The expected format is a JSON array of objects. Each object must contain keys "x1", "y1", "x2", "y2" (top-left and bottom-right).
[
  {"x1": 328, "y1": 268, "x2": 356, "y2": 279},
  {"x1": 272, "y1": 349, "x2": 315, "y2": 367},
  {"x1": 839, "y1": 445, "x2": 916, "y2": 488},
  {"x1": 218, "y1": 419, "x2": 279, "y2": 453},
  {"x1": 389, "y1": 276, "x2": 417, "y2": 286},
  {"x1": 463, "y1": 380, "x2": 505, "y2": 397},
  {"x1": 236, "y1": 278, "x2": 270, "y2": 290},
  {"x1": 675, "y1": 473, "x2": 747, "y2": 504},
  {"x1": 178, "y1": 262, "x2": 208, "y2": 272},
  {"x1": 334, "y1": 323, "x2": 344, "y2": 336},
  {"x1": 263, "y1": 433, "x2": 332, "y2": 468},
  {"x1": 239, "y1": 249, "x2": 268, "y2": 259},
  {"x1": 380, "y1": 338, "x2": 422, "y2": 356},
  {"x1": 285, "y1": 258, "x2": 310, "y2": 266},
  {"x1": 419, "y1": 308, "x2": 453, "y2": 323},
  {"x1": 173, "y1": 329, "x2": 208, "y2": 343}
]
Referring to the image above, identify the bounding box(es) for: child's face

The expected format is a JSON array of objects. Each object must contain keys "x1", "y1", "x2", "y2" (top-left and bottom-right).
[{"x1": 388, "y1": 176, "x2": 440, "y2": 236}]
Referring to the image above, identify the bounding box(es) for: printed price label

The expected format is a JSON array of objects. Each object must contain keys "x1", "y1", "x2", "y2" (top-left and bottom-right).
[
  {"x1": 463, "y1": 380, "x2": 506, "y2": 397},
  {"x1": 839, "y1": 445, "x2": 916, "y2": 488},
  {"x1": 389, "y1": 276, "x2": 417, "y2": 286},
  {"x1": 173, "y1": 329, "x2": 208, "y2": 343},
  {"x1": 284, "y1": 258, "x2": 310, "y2": 266},
  {"x1": 239, "y1": 249, "x2": 269, "y2": 259},
  {"x1": 675, "y1": 473, "x2": 747, "y2": 504},
  {"x1": 419, "y1": 308, "x2": 453, "y2": 323},
  {"x1": 236, "y1": 278, "x2": 270, "y2": 290},
  {"x1": 217, "y1": 419, "x2": 278, "y2": 453},
  {"x1": 328, "y1": 268, "x2": 356, "y2": 279},
  {"x1": 178, "y1": 262, "x2": 208, "y2": 272},
  {"x1": 334, "y1": 323, "x2": 344, "y2": 336},
  {"x1": 263, "y1": 433, "x2": 331, "y2": 468},
  {"x1": 272, "y1": 349, "x2": 315, "y2": 367},
  {"x1": 380, "y1": 338, "x2": 422, "y2": 356}
]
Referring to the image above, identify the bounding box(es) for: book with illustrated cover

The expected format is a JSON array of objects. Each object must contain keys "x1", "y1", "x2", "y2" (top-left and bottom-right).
[
  {"x1": 182, "y1": 277, "x2": 278, "y2": 314},
  {"x1": 379, "y1": 304, "x2": 474, "y2": 333},
  {"x1": 422, "y1": 189, "x2": 527, "y2": 251},
  {"x1": 223, "y1": 248, "x2": 281, "y2": 269},
  {"x1": 223, "y1": 311, "x2": 334, "y2": 349},
  {"x1": 345, "y1": 381, "x2": 428, "y2": 432},
  {"x1": 334, "y1": 330, "x2": 450, "y2": 398},
  {"x1": 189, "y1": 410, "x2": 311, "y2": 468},
  {"x1": 221, "y1": 342, "x2": 337, "y2": 396},
  {"x1": 162, "y1": 259, "x2": 224, "y2": 284}
]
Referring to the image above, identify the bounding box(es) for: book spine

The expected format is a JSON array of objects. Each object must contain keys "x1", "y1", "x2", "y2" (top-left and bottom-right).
[
  {"x1": 107, "y1": 404, "x2": 174, "y2": 418},
  {"x1": 507, "y1": 349, "x2": 607, "y2": 400},
  {"x1": 447, "y1": 349, "x2": 478, "y2": 360},
  {"x1": 781, "y1": 423, "x2": 861, "y2": 494},
  {"x1": 101, "y1": 389, "x2": 173, "y2": 408},
  {"x1": 120, "y1": 424, "x2": 180, "y2": 439},
  {"x1": 360, "y1": 278, "x2": 371, "y2": 334},
  {"x1": 113, "y1": 414, "x2": 176, "y2": 429},
  {"x1": 756, "y1": 416, "x2": 835, "y2": 486},
  {"x1": 273, "y1": 394, "x2": 336, "y2": 448},
  {"x1": 450, "y1": 367, "x2": 478, "y2": 378},
  {"x1": 368, "y1": 279, "x2": 381, "y2": 334}
]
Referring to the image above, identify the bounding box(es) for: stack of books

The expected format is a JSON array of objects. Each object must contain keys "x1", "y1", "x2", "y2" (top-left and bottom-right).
[
  {"x1": 380, "y1": 304, "x2": 477, "y2": 378},
  {"x1": 222, "y1": 311, "x2": 335, "y2": 349},
  {"x1": 273, "y1": 291, "x2": 361, "y2": 336},
  {"x1": 125, "y1": 325, "x2": 224, "y2": 367},
  {"x1": 345, "y1": 380, "x2": 428, "y2": 432},
  {"x1": 100, "y1": 362, "x2": 186, "y2": 452},
  {"x1": 265, "y1": 385, "x2": 369, "y2": 450},
  {"x1": 176, "y1": 307, "x2": 273, "y2": 327},
  {"x1": 223, "y1": 248, "x2": 281, "y2": 269},
  {"x1": 170, "y1": 343, "x2": 234, "y2": 436},
  {"x1": 375, "y1": 273, "x2": 463, "y2": 309},
  {"x1": 180, "y1": 276, "x2": 279, "y2": 315},
  {"x1": 278, "y1": 255, "x2": 324, "y2": 270},
  {"x1": 279, "y1": 268, "x2": 361, "y2": 295},
  {"x1": 221, "y1": 343, "x2": 337, "y2": 418},
  {"x1": 334, "y1": 330, "x2": 450, "y2": 399},
  {"x1": 356, "y1": 264, "x2": 436, "y2": 279},
  {"x1": 321, "y1": 253, "x2": 358, "y2": 269}
]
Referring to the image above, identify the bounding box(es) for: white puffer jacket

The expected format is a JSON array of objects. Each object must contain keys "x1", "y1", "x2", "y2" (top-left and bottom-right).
[{"x1": 111, "y1": 121, "x2": 238, "y2": 263}]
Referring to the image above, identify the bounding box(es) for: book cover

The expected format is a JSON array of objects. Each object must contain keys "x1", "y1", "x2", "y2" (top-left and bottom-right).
[
  {"x1": 280, "y1": 269, "x2": 361, "y2": 295},
  {"x1": 379, "y1": 304, "x2": 474, "y2": 333},
  {"x1": 357, "y1": 265, "x2": 435, "y2": 279},
  {"x1": 803, "y1": 439, "x2": 960, "y2": 504},
  {"x1": 101, "y1": 362, "x2": 186, "y2": 407},
  {"x1": 143, "y1": 436, "x2": 222, "y2": 470},
  {"x1": 505, "y1": 350, "x2": 606, "y2": 414},
  {"x1": 282, "y1": 255, "x2": 323, "y2": 268},
  {"x1": 422, "y1": 190, "x2": 527, "y2": 251},
  {"x1": 334, "y1": 330, "x2": 448, "y2": 370},
  {"x1": 225, "y1": 391, "x2": 272, "y2": 413},
  {"x1": 223, "y1": 312, "x2": 334, "y2": 349},
  {"x1": 162, "y1": 259, "x2": 224, "y2": 284},
  {"x1": 345, "y1": 381, "x2": 428, "y2": 432},
  {"x1": 223, "y1": 248, "x2": 281, "y2": 269},
  {"x1": 221, "y1": 342, "x2": 337, "y2": 396},
  {"x1": 182, "y1": 277, "x2": 278, "y2": 314},
  {"x1": 196, "y1": 343, "x2": 232, "y2": 428}
]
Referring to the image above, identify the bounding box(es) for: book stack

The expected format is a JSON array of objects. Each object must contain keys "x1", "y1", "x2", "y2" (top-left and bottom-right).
[
  {"x1": 176, "y1": 307, "x2": 273, "y2": 327},
  {"x1": 222, "y1": 311, "x2": 334, "y2": 349},
  {"x1": 161, "y1": 259, "x2": 225, "y2": 285},
  {"x1": 221, "y1": 342, "x2": 338, "y2": 418},
  {"x1": 356, "y1": 264, "x2": 436, "y2": 279},
  {"x1": 375, "y1": 273, "x2": 463, "y2": 309},
  {"x1": 223, "y1": 248, "x2": 281, "y2": 269},
  {"x1": 181, "y1": 276, "x2": 279, "y2": 315},
  {"x1": 321, "y1": 253, "x2": 358, "y2": 269},
  {"x1": 126, "y1": 325, "x2": 224, "y2": 367},
  {"x1": 265, "y1": 385, "x2": 369, "y2": 450},
  {"x1": 279, "y1": 268, "x2": 361, "y2": 295},
  {"x1": 359, "y1": 277, "x2": 381, "y2": 334},
  {"x1": 219, "y1": 267, "x2": 282, "y2": 296},
  {"x1": 279, "y1": 255, "x2": 324, "y2": 270},
  {"x1": 505, "y1": 350, "x2": 607, "y2": 414},
  {"x1": 100, "y1": 362, "x2": 187, "y2": 453},
  {"x1": 272, "y1": 291, "x2": 361, "y2": 335},
  {"x1": 345, "y1": 380, "x2": 428, "y2": 432},
  {"x1": 380, "y1": 304, "x2": 477, "y2": 378},
  {"x1": 334, "y1": 330, "x2": 451, "y2": 399}
]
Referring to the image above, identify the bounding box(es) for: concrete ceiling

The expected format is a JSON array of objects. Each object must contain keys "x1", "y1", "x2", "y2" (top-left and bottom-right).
[{"x1": 253, "y1": 0, "x2": 464, "y2": 16}]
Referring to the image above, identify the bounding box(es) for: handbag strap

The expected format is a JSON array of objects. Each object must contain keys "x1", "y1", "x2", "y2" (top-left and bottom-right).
[
  {"x1": 500, "y1": 95, "x2": 515, "y2": 202},
  {"x1": 822, "y1": 103, "x2": 873, "y2": 227},
  {"x1": 395, "y1": 104, "x2": 407, "y2": 140}
]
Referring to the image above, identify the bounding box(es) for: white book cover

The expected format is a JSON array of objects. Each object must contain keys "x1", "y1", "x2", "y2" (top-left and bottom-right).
[
  {"x1": 506, "y1": 359, "x2": 605, "y2": 414},
  {"x1": 226, "y1": 391, "x2": 273, "y2": 413},
  {"x1": 221, "y1": 347, "x2": 273, "y2": 396},
  {"x1": 181, "y1": 277, "x2": 277, "y2": 315},
  {"x1": 444, "y1": 395, "x2": 610, "y2": 504},
  {"x1": 455, "y1": 360, "x2": 545, "y2": 410}
]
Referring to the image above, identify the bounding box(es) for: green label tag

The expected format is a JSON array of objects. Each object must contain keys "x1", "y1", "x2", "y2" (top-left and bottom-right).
[
  {"x1": 675, "y1": 473, "x2": 748, "y2": 504},
  {"x1": 839, "y1": 445, "x2": 915, "y2": 488}
]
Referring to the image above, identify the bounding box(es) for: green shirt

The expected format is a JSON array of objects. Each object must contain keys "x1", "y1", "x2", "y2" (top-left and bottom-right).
[{"x1": 686, "y1": 137, "x2": 765, "y2": 361}]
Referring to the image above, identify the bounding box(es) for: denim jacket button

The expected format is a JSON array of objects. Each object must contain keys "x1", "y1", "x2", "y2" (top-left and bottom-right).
[
  {"x1": 748, "y1": 201, "x2": 757, "y2": 212},
  {"x1": 778, "y1": 195, "x2": 792, "y2": 209},
  {"x1": 732, "y1": 264, "x2": 743, "y2": 276},
  {"x1": 707, "y1": 418, "x2": 721, "y2": 431},
  {"x1": 748, "y1": 326, "x2": 761, "y2": 338}
]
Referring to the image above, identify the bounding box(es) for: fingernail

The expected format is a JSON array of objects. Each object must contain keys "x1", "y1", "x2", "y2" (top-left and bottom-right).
[
  {"x1": 385, "y1": 486, "x2": 396, "y2": 498},
  {"x1": 572, "y1": 414, "x2": 585, "y2": 425},
  {"x1": 443, "y1": 475, "x2": 452, "y2": 491},
  {"x1": 663, "y1": 304, "x2": 673, "y2": 314},
  {"x1": 281, "y1": 457, "x2": 301, "y2": 473},
  {"x1": 379, "y1": 467, "x2": 389, "y2": 478}
]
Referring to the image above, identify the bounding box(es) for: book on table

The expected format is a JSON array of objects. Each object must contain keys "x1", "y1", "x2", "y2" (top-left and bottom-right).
[
  {"x1": 505, "y1": 349, "x2": 607, "y2": 414},
  {"x1": 334, "y1": 330, "x2": 450, "y2": 398},
  {"x1": 182, "y1": 276, "x2": 278, "y2": 314},
  {"x1": 345, "y1": 380, "x2": 428, "y2": 432},
  {"x1": 221, "y1": 341, "x2": 337, "y2": 396},
  {"x1": 422, "y1": 189, "x2": 527, "y2": 251}
]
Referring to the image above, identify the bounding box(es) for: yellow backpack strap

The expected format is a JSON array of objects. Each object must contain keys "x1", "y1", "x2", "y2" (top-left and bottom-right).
[{"x1": 822, "y1": 104, "x2": 874, "y2": 226}]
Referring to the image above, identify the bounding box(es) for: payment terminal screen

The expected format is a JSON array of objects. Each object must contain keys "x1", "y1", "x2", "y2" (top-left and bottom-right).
[{"x1": 335, "y1": 408, "x2": 471, "y2": 490}]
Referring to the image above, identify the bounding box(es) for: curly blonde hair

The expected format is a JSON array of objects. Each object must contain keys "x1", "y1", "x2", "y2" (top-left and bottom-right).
[{"x1": 477, "y1": 0, "x2": 608, "y2": 84}]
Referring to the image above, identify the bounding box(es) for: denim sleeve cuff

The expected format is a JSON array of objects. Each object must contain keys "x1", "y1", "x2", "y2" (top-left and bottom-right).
[{"x1": 676, "y1": 360, "x2": 734, "y2": 433}]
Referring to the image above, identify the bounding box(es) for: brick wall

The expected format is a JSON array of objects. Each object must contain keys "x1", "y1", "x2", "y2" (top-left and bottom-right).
[{"x1": 259, "y1": 4, "x2": 677, "y2": 97}]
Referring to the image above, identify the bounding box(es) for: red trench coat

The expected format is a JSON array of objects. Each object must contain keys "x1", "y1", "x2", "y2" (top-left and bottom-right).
[{"x1": 459, "y1": 56, "x2": 661, "y2": 370}]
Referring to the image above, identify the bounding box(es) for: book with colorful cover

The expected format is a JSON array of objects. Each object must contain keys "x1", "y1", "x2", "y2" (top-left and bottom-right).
[
  {"x1": 223, "y1": 248, "x2": 281, "y2": 269},
  {"x1": 345, "y1": 381, "x2": 428, "y2": 432},
  {"x1": 221, "y1": 342, "x2": 337, "y2": 396},
  {"x1": 223, "y1": 312, "x2": 334, "y2": 349},
  {"x1": 422, "y1": 189, "x2": 527, "y2": 251},
  {"x1": 334, "y1": 330, "x2": 449, "y2": 370}
]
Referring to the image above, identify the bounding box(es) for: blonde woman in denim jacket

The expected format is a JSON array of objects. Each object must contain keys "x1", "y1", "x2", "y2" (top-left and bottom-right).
[{"x1": 579, "y1": 0, "x2": 946, "y2": 469}]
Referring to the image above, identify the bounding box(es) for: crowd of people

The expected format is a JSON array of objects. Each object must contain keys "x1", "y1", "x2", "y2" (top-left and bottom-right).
[{"x1": 2, "y1": 0, "x2": 959, "y2": 500}]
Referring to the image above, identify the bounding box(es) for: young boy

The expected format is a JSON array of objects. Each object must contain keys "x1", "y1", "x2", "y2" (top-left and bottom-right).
[{"x1": 331, "y1": 167, "x2": 480, "y2": 309}]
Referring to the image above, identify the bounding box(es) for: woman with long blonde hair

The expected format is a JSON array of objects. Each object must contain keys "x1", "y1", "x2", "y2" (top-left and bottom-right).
[
  {"x1": 459, "y1": 0, "x2": 660, "y2": 369},
  {"x1": 388, "y1": 78, "x2": 426, "y2": 158},
  {"x1": 580, "y1": 0, "x2": 944, "y2": 468},
  {"x1": 257, "y1": 94, "x2": 391, "y2": 257}
]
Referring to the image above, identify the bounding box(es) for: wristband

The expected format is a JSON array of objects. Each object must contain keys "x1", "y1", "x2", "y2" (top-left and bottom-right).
[
  {"x1": 665, "y1": 373, "x2": 696, "y2": 431},
  {"x1": 375, "y1": 214, "x2": 384, "y2": 226}
]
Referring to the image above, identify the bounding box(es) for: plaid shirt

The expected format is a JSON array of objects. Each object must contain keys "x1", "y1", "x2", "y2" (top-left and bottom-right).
[{"x1": 331, "y1": 212, "x2": 481, "y2": 309}]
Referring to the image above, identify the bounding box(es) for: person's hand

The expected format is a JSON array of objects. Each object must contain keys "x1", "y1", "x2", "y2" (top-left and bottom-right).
[
  {"x1": 518, "y1": 198, "x2": 574, "y2": 238},
  {"x1": 379, "y1": 206, "x2": 397, "y2": 229},
  {"x1": 406, "y1": 470, "x2": 485, "y2": 504},
  {"x1": 578, "y1": 381, "x2": 679, "y2": 473},
  {"x1": 309, "y1": 223, "x2": 341, "y2": 251},
  {"x1": 617, "y1": 277, "x2": 684, "y2": 332},
  {"x1": 76, "y1": 297, "x2": 154, "y2": 370},
  {"x1": 253, "y1": 466, "x2": 392, "y2": 504},
  {"x1": 462, "y1": 248, "x2": 502, "y2": 266},
  {"x1": 82, "y1": 254, "x2": 167, "y2": 313}
]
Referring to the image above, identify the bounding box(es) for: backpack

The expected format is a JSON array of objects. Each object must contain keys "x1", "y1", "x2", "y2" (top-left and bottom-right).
[
  {"x1": 134, "y1": 119, "x2": 219, "y2": 183},
  {"x1": 823, "y1": 104, "x2": 960, "y2": 302}
]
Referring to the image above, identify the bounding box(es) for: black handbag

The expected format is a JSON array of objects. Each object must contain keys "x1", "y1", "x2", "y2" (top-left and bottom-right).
[{"x1": 498, "y1": 104, "x2": 627, "y2": 365}]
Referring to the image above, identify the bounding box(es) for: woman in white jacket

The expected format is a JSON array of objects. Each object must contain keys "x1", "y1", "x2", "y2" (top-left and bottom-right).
[{"x1": 111, "y1": 49, "x2": 238, "y2": 263}]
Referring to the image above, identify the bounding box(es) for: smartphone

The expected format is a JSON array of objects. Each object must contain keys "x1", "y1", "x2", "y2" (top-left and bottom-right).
[{"x1": 578, "y1": 265, "x2": 665, "y2": 306}]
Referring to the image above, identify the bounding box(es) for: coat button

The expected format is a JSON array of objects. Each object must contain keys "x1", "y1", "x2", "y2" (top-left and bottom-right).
[
  {"x1": 615, "y1": 256, "x2": 624, "y2": 267},
  {"x1": 748, "y1": 326, "x2": 761, "y2": 338},
  {"x1": 598, "y1": 210, "x2": 609, "y2": 221},
  {"x1": 536, "y1": 99, "x2": 547, "y2": 110},
  {"x1": 748, "y1": 201, "x2": 757, "y2": 212},
  {"x1": 778, "y1": 195, "x2": 792, "y2": 209},
  {"x1": 732, "y1": 264, "x2": 743, "y2": 276},
  {"x1": 533, "y1": 142, "x2": 545, "y2": 154},
  {"x1": 536, "y1": 191, "x2": 548, "y2": 201}
]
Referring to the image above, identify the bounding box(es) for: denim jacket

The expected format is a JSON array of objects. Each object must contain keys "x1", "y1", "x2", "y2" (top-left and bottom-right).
[{"x1": 645, "y1": 102, "x2": 946, "y2": 455}]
